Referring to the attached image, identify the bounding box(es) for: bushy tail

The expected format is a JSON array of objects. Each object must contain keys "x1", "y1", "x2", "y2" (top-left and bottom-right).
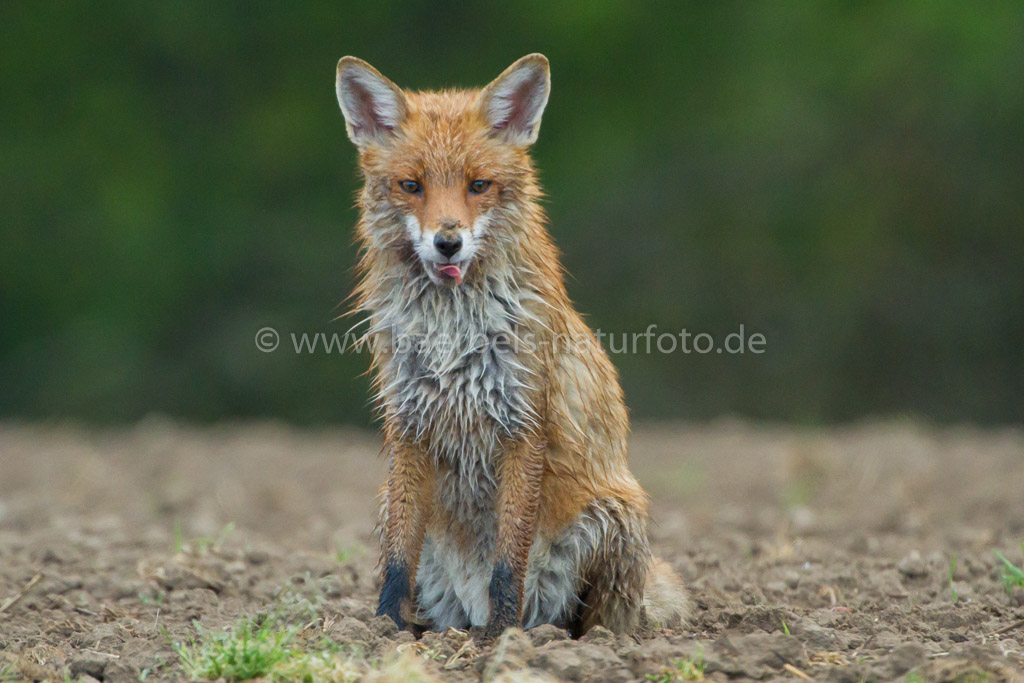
[{"x1": 643, "y1": 557, "x2": 692, "y2": 629}]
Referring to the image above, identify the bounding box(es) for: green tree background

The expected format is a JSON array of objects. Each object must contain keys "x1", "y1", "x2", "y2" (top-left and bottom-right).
[{"x1": 2, "y1": 2, "x2": 1022, "y2": 425}]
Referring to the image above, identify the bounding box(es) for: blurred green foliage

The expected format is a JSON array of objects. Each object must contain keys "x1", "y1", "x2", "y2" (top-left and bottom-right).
[{"x1": 1, "y1": 2, "x2": 1022, "y2": 425}]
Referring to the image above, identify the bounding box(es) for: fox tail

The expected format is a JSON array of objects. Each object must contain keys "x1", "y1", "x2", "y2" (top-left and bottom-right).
[{"x1": 643, "y1": 556, "x2": 692, "y2": 629}]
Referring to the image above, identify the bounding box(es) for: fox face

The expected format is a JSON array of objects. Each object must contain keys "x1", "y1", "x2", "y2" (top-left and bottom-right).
[{"x1": 336, "y1": 55, "x2": 551, "y2": 286}]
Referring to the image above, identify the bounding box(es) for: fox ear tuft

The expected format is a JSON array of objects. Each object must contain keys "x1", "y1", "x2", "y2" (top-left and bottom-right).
[
  {"x1": 477, "y1": 54, "x2": 550, "y2": 146},
  {"x1": 336, "y1": 57, "x2": 407, "y2": 146}
]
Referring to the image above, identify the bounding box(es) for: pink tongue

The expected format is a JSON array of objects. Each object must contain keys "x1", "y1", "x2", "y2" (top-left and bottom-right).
[{"x1": 438, "y1": 265, "x2": 463, "y2": 284}]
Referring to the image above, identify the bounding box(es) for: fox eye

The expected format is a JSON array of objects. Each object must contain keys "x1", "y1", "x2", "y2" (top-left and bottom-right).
[
  {"x1": 468, "y1": 180, "x2": 492, "y2": 195},
  {"x1": 399, "y1": 180, "x2": 422, "y2": 194}
]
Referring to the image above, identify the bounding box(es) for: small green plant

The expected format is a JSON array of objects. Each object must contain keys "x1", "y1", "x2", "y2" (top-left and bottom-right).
[
  {"x1": 174, "y1": 521, "x2": 236, "y2": 555},
  {"x1": 138, "y1": 656, "x2": 167, "y2": 681},
  {"x1": 905, "y1": 673, "x2": 926, "y2": 683},
  {"x1": 994, "y1": 544, "x2": 1024, "y2": 596},
  {"x1": 139, "y1": 589, "x2": 166, "y2": 606},
  {"x1": 646, "y1": 649, "x2": 705, "y2": 682},
  {"x1": 272, "y1": 573, "x2": 332, "y2": 622},
  {"x1": 948, "y1": 554, "x2": 958, "y2": 603},
  {"x1": 334, "y1": 542, "x2": 366, "y2": 564},
  {"x1": 195, "y1": 523, "x2": 236, "y2": 554},
  {"x1": 781, "y1": 619, "x2": 791, "y2": 636},
  {"x1": 170, "y1": 612, "x2": 425, "y2": 682},
  {"x1": 172, "y1": 615, "x2": 300, "y2": 680}
]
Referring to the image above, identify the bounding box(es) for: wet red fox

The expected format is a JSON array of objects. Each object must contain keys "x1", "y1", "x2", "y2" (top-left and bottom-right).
[{"x1": 334, "y1": 53, "x2": 690, "y2": 639}]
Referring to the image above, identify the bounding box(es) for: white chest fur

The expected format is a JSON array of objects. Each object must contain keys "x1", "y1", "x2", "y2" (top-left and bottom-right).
[{"x1": 371, "y1": 273, "x2": 539, "y2": 488}]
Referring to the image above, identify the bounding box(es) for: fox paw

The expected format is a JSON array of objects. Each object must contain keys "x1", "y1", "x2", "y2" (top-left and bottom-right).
[{"x1": 482, "y1": 615, "x2": 520, "y2": 644}]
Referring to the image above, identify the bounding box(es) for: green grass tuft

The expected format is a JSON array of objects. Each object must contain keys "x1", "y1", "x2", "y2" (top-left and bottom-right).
[
  {"x1": 174, "y1": 522, "x2": 236, "y2": 555},
  {"x1": 172, "y1": 615, "x2": 301, "y2": 680},
  {"x1": 646, "y1": 649, "x2": 705, "y2": 682},
  {"x1": 170, "y1": 612, "x2": 435, "y2": 682},
  {"x1": 333, "y1": 542, "x2": 367, "y2": 565},
  {"x1": 994, "y1": 544, "x2": 1024, "y2": 597}
]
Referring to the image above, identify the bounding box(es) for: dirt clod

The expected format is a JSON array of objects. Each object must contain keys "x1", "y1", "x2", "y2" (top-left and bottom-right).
[
  {"x1": 68, "y1": 651, "x2": 110, "y2": 679},
  {"x1": 527, "y1": 623, "x2": 569, "y2": 646},
  {"x1": 367, "y1": 614, "x2": 399, "y2": 638},
  {"x1": 328, "y1": 616, "x2": 374, "y2": 647}
]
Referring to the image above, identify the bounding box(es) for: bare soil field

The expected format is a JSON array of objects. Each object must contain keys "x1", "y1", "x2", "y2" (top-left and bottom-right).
[{"x1": 1, "y1": 419, "x2": 1023, "y2": 681}]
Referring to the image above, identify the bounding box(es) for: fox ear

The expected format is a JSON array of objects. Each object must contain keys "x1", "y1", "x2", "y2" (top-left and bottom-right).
[
  {"x1": 477, "y1": 54, "x2": 551, "y2": 146},
  {"x1": 336, "y1": 57, "x2": 407, "y2": 146}
]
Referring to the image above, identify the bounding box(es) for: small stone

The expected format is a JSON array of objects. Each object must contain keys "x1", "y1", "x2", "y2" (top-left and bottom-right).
[
  {"x1": 898, "y1": 550, "x2": 928, "y2": 579},
  {"x1": 245, "y1": 549, "x2": 270, "y2": 564}
]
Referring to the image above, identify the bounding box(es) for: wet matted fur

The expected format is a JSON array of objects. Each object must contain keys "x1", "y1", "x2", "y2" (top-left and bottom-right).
[{"x1": 334, "y1": 53, "x2": 691, "y2": 638}]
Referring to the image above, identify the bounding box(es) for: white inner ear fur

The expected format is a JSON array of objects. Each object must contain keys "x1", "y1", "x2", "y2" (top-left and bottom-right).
[
  {"x1": 336, "y1": 60, "x2": 405, "y2": 144},
  {"x1": 482, "y1": 57, "x2": 550, "y2": 145}
]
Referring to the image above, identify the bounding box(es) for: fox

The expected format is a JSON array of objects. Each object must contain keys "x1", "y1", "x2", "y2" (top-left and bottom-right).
[{"x1": 334, "y1": 53, "x2": 690, "y2": 640}]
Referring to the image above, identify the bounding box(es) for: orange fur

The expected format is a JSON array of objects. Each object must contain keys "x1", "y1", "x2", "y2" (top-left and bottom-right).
[{"x1": 335, "y1": 54, "x2": 689, "y2": 637}]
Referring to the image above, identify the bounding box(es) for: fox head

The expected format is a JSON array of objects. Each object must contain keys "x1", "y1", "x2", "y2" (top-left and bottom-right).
[{"x1": 335, "y1": 54, "x2": 551, "y2": 287}]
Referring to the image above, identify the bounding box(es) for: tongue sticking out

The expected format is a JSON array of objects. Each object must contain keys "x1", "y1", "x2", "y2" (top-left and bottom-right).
[{"x1": 437, "y1": 264, "x2": 463, "y2": 284}]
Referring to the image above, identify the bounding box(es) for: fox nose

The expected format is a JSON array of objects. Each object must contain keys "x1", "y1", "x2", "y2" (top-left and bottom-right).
[{"x1": 434, "y1": 231, "x2": 462, "y2": 259}]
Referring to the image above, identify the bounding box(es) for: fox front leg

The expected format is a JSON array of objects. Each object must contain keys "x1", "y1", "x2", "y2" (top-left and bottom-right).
[
  {"x1": 484, "y1": 438, "x2": 545, "y2": 641},
  {"x1": 377, "y1": 442, "x2": 434, "y2": 630}
]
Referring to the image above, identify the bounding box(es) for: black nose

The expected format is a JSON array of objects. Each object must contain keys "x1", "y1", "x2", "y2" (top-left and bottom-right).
[{"x1": 434, "y1": 232, "x2": 462, "y2": 259}]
